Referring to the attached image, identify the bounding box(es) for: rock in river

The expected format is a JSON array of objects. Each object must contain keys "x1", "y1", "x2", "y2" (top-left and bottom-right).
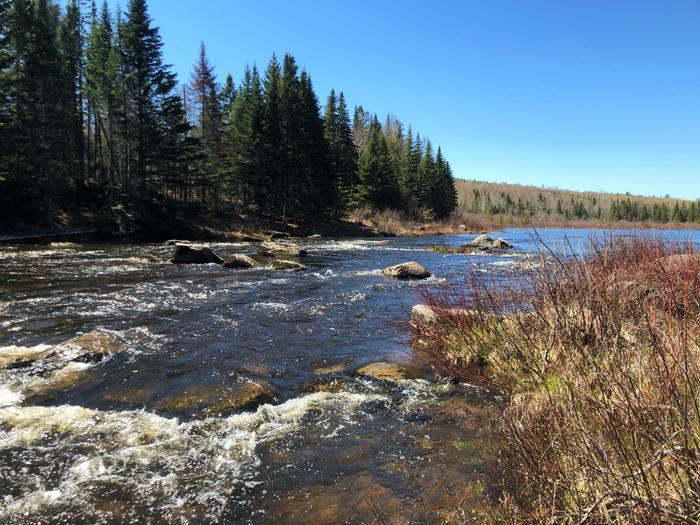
[
  {"x1": 257, "y1": 241, "x2": 307, "y2": 258},
  {"x1": 356, "y1": 362, "x2": 407, "y2": 381},
  {"x1": 270, "y1": 260, "x2": 306, "y2": 271},
  {"x1": 171, "y1": 243, "x2": 224, "y2": 264},
  {"x1": 382, "y1": 262, "x2": 431, "y2": 280},
  {"x1": 410, "y1": 304, "x2": 438, "y2": 324},
  {"x1": 469, "y1": 234, "x2": 513, "y2": 250},
  {"x1": 266, "y1": 230, "x2": 290, "y2": 239},
  {"x1": 42, "y1": 330, "x2": 124, "y2": 364},
  {"x1": 222, "y1": 254, "x2": 258, "y2": 269}
]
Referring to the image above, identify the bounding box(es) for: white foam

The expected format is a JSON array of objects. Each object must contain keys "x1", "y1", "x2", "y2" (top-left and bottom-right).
[
  {"x1": 0, "y1": 391, "x2": 385, "y2": 520},
  {"x1": 251, "y1": 302, "x2": 290, "y2": 312},
  {"x1": 0, "y1": 385, "x2": 23, "y2": 407}
]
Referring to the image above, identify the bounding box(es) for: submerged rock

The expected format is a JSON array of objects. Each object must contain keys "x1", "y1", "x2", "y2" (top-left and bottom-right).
[
  {"x1": 171, "y1": 244, "x2": 223, "y2": 264},
  {"x1": 356, "y1": 362, "x2": 407, "y2": 381},
  {"x1": 382, "y1": 262, "x2": 431, "y2": 280},
  {"x1": 41, "y1": 330, "x2": 124, "y2": 364},
  {"x1": 257, "y1": 241, "x2": 307, "y2": 258},
  {"x1": 222, "y1": 254, "x2": 258, "y2": 269},
  {"x1": 307, "y1": 234, "x2": 323, "y2": 240},
  {"x1": 270, "y1": 260, "x2": 306, "y2": 271},
  {"x1": 153, "y1": 381, "x2": 277, "y2": 416},
  {"x1": 126, "y1": 254, "x2": 160, "y2": 264},
  {"x1": 313, "y1": 363, "x2": 347, "y2": 375},
  {"x1": 48, "y1": 242, "x2": 80, "y2": 249},
  {"x1": 429, "y1": 244, "x2": 481, "y2": 254}
]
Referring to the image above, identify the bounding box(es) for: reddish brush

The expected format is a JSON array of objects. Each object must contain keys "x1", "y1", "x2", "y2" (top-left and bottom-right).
[{"x1": 413, "y1": 234, "x2": 700, "y2": 523}]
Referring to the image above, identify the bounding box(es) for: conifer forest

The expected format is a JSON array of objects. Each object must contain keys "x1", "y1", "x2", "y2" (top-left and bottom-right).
[{"x1": 0, "y1": 0, "x2": 458, "y2": 233}]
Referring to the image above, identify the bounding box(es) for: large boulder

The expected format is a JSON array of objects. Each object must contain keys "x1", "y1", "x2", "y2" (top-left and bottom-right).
[
  {"x1": 469, "y1": 235, "x2": 513, "y2": 250},
  {"x1": 171, "y1": 244, "x2": 223, "y2": 264},
  {"x1": 270, "y1": 260, "x2": 306, "y2": 271},
  {"x1": 257, "y1": 241, "x2": 307, "y2": 258},
  {"x1": 222, "y1": 254, "x2": 258, "y2": 269},
  {"x1": 382, "y1": 262, "x2": 431, "y2": 280}
]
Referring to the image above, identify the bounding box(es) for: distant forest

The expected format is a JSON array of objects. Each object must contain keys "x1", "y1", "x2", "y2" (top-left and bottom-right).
[
  {"x1": 457, "y1": 180, "x2": 700, "y2": 226},
  {"x1": 0, "y1": 0, "x2": 458, "y2": 232}
]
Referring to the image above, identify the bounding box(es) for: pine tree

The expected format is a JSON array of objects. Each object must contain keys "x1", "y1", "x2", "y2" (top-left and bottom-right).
[
  {"x1": 120, "y1": 0, "x2": 179, "y2": 203},
  {"x1": 58, "y1": 0, "x2": 83, "y2": 197},
  {"x1": 297, "y1": 70, "x2": 330, "y2": 218},
  {"x1": 353, "y1": 116, "x2": 398, "y2": 209},
  {"x1": 278, "y1": 53, "x2": 301, "y2": 220},
  {"x1": 220, "y1": 73, "x2": 235, "y2": 123},
  {"x1": 189, "y1": 41, "x2": 223, "y2": 205},
  {"x1": 227, "y1": 65, "x2": 264, "y2": 216},
  {"x1": 323, "y1": 89, "x2": 340, "y2": 214},
  {"x1": 0, "y1": 0, "x2": 14, "y2": 198},
  {"x1": 335, "y1": 92, "x2": 357, "y2": 212},
  {"x1": 261, "y1": 54, "x2": 282, "y2": 216}
]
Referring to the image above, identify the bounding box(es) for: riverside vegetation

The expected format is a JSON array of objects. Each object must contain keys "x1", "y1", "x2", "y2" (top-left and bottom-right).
[
  {"x1": 412, "y1": 236, "x2": 700, "y2": 523},
  {"x1": 0, "y1": 0, "x2": 458, "y2": 237}
]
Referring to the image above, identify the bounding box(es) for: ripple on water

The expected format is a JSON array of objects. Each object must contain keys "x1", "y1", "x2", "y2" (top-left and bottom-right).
[{"x1": 0, "y1": 391, "x2": 386, "y2": 522}]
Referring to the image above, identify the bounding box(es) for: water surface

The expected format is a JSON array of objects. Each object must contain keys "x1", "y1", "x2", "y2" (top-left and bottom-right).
[{"x1": 1, "y1": 228, "x2": 698, "y2": 524}]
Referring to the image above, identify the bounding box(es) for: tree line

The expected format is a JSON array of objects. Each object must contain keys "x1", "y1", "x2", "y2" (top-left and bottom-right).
[
  {"x1": 0, "y1": 0, "x2": 457, "y2": 232},
  {"x1": 458, "y1": 180, "x2": 700, "y2": 225}
]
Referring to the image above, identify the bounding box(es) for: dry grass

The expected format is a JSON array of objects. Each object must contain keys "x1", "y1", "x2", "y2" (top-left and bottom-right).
[
  {"x1": 413, "y1": 235, "x2": 700, "y2": 523},
  {"x1": 348, "y1": 206, "x2": 490, "y2": 236}
]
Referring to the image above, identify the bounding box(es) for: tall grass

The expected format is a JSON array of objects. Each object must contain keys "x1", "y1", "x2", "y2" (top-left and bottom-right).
[{"x1": 413, "y1": 235, "x2": 700, "y2": 523}]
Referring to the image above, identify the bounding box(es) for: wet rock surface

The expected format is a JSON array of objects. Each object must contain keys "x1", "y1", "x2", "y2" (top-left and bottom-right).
[
  {"x1": 382, "y1": 261, "x2": 431, "y2": 279},
  {"x1": 222, "y1": 254, "x2": 259, "y2": 268},
  {"x1": 257, "y1": 241, "x2": 307, "y2": 258},
  {"x1": 270, "y1": 260, "x2": 306, "y2": 271},
  {"x1": 171, "y1": 243, "x2": 224, "y2": 264}
]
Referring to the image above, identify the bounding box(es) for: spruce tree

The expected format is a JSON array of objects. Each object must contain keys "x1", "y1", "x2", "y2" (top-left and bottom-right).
[
  {"x1": 278, "y1": 53, "x2": 300, "y2": 220},
  {"x1": 58, "y1": 0, "x2": 83, "y2": 197},
  {"x1": 297, "y1": 70, "x2": 330, "y2": 218},
  {"x1": 335, "y1": 92, "x2": 357, "y2": 213},
  {"x1": 261, "y1": 54, "x2": 282, "y2": 216},
  {"x1": 189, "y1": 41, "x2": 223, "y2": 204},
  {"x1": 353, "y1": 116, "x2": 398, "y2": 209}
]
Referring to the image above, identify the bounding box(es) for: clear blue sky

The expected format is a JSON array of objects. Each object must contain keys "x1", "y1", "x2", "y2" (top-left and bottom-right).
[{"x1": 108, "y1": 0, "x2": 700, "y2": 199}]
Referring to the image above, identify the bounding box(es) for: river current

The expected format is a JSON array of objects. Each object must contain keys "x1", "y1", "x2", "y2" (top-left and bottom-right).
[{"x1": 1, "y1": 228, "x2": 699, "y2": 524}]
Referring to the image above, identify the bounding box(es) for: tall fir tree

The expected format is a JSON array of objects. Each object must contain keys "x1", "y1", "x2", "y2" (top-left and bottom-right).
[{"x1": 189, "y1": 41, "x2": 223, "y2": 204}]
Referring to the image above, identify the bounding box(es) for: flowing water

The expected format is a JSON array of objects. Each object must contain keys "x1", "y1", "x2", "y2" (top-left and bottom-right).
[{"x1": 1, "y1": 228, "x2": 699, "y2": 524}]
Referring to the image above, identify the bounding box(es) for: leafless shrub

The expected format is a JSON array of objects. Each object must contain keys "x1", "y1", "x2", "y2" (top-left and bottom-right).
[{"x1": 413, "y1": 234, "x2": 700, "y2": 523}]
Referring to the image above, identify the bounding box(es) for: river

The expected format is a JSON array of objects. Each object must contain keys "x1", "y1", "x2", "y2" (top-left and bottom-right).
[{"x1": 1, "y1": 228, "x2": 699, "y2": 524}]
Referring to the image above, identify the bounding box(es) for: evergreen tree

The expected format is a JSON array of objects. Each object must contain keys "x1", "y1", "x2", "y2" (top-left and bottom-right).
[
  {"x1": 261, "y1": 54, "x2": 282, "y2": 216},
  {"x1": 120, "y1": 0, "x2": 183, "y2": 203},
  {"x1": 297, "y1": 70, "x2": 330, "y2": 218},
  {"x1": 277, "y1": 53, "x2": 301, "y2": 220},
  {"x1": 331, "y1": 91, "x2": 357, "y2": 215},
  {"x1": 189, "y1": 41, "x2": 223, "y2": 204},
  {"x1": 353, "y1": 116, "x2": 398, "y2": 209}
]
